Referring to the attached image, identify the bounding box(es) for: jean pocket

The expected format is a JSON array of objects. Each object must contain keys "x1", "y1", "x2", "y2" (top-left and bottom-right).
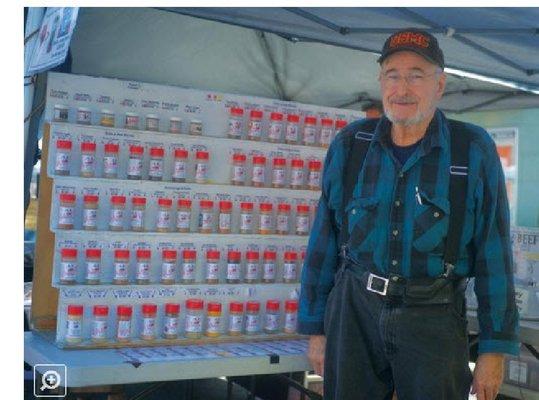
[{"x1": 412, "y1": 192, "x2": 449, "y2": 253}]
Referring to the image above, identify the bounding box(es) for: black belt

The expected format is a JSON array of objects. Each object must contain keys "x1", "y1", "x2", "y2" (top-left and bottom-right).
[{"x1": 343, "y1": 261, "x2": 467, "y2": 306}]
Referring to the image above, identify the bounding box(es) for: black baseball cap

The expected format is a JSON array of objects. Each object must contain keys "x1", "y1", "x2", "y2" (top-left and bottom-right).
[{"x1": 378, "y1": 28, "x2": 445, "y2": 69}]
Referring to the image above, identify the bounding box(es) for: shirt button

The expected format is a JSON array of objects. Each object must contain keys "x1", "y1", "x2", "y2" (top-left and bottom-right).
[
  {"x1": 434, "y1": 211, "x2": 440, "y2": 218},
  {"x1": 392, "y1": 229, "x2": 399, "y2": 236},
  {"x1": 352, "y1": 209, "x2": 357, "y2": 215},
  {"x1": 394, "y1": 200, "x2": 401, "y2": 207},
  {"x1": 398, "y1": 172, "x2": 404, "y2": 178},
  {"x1": 391, "y1": 259, "x2": 398, "y2": 266}
]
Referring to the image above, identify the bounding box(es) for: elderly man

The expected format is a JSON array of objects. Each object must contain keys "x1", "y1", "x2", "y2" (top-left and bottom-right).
[{"x1": 298, "y1": 28, "x2": 519, "y2": 400}]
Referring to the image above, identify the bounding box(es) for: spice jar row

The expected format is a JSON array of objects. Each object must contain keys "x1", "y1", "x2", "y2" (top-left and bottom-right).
[
  {"x1": 227, "y1": 107, "x2": 347, "y2": 148},
  {"x1": 63, "y1": 299, "x2": 298, "y2": 344},
  {"x1": 53, "y1": 104, "x2": 202, "y2": 135},
  {"x1": 58, "y1": 248, "x2": 304, "y2": 285},
  {"x1": 58, "y1": 194, "x2": 314, "y2": 235}
]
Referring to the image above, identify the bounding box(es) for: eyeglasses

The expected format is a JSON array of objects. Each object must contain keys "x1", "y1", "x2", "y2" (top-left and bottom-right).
[{"x1": 379, "y1": 71, "x2": 440, "y2": 87}]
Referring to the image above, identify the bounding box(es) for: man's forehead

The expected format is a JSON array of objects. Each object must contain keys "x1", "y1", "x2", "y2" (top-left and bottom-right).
[{"x1": 380, "y1": 51, "x2": 437, "y2": 71}]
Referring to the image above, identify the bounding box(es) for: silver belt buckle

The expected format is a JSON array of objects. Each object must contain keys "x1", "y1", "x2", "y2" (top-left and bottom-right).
[{"x1": 366, "y1": 273, "x2": 389, "y2": 296}]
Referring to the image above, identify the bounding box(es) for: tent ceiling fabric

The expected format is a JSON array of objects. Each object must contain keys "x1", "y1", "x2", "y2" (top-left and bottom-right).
[{"x1": 69, "y1": 8, "x2": 539, "y2": 113}]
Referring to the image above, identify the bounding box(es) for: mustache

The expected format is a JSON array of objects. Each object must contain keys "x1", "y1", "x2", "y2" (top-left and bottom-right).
[{"x1": 390, "y1": 96, "x2": 418, "y2": 104}]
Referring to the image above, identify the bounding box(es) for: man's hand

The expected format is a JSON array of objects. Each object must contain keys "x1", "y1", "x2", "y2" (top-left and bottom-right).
[
  {"x1": 471, "y1": 353, "x2": 505, "y2": 400},
  {"x1": 308, "y1": 335, "x2": 326, "y2": 376}
]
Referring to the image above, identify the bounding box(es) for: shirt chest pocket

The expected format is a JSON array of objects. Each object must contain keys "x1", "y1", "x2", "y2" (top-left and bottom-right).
[
  {"x1": 412, "y1": 192, "x2": 450, "y2": 254},
  {"x1": 345, "y1": 196, "x2": 380, "y2": 250}
]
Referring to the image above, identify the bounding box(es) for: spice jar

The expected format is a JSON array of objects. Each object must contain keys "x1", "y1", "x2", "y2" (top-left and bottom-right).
[
  {"x1": 251, "y1": 156, "x2": 266, "y2": 187},
  {"x1": 85, "y1": 248, "x2": 102, "y2": 285},
  {"x1": 109, "y1": 195, "x2": 126, "y2": 231},
  {"x1": 127, "y1": 145, "x2": 144, "y2": 180},
  {"x1": 239, "y1": 202, "x2": 253, "y2": 234},
  {"x1": 148, "y1": 147, "x2": 165, "y2": 181},
  {"x1": 276, "y1": 204, "x2": 291, "y2": 235},
  {"x1": 335, "y1": 119, "x2": 348, "y2": 133},
  {"x1": 230, "y1": 153, "x2": 246, "y2": 186},
  {"x1": 145, "y1": 114, "x2": 159, "y2": 131},
  {"x1": 76, "y1": 107, "x2": 92, "y2": 125},
  {"x1": 194, "y1": 151, "x2": 209, "y2": 184},
  {"x1": 91, "y1": 305, "x2": 109, "y2": 342},
  {"x1": 302, "y1": 116, "x2": 317, "y2": 146},
  {"x1": 268, "y1": 112, "x2": 284, "y2": 143},
  {"x1": 82, "y1": 195, "x2": 99, "y2": 231},
  {"x1": 156, "y1": 198, "x2": 173, "y2": 233},
  {"x1": 285, "y1": 114, "x2": 300, "y2": 144},
  {"x1": 181, "y1": 250, "x2": 197, "y2": 284},
  {"x1": 58, "y1": 193, "x2": 75, "y2": 229},
  {"x1": 262, "y1": 250, "x2": 277, "y2": 283},
  {"x1": 100, "y1": 109, "x2": 115, "y2": 127},
  {"x1": 296, "y1": 205, "x2": 310, "y2": 235},
  {"x1": 80, "y1": 142, "x2": 96, "y2": 178},
  {"x1": 206, "y1": 302, "x2": 222, "y2": 338},
  {"x1": 66, "y1": 305, "x2": 83, "y2": 344},
  {"x1": 271, "y1": 157, "x2": 287, "y2": 188},
  {"x1": 228, "y1": 107, "x2": 244, "y2": 139},
  {"x1": 55, "y1": 139, "x2": 72, "y2": 175},
  {"x1": 247, "y1": 110, "x2": 263, "y2": 141},
  {"x1": 60, "y1": 248, "x2": 78, "y2": 285},
  {"x1": 198, "y1": 200, "x2": 214, "y2": 234},
  {"x1": 259, "y1": 203, "x2": 274, "y2": 235},
  {"x1": 264, "y1": 300, "x2": 281, "y2": 334},
  {"x1": 135, "y1": 249, "x2": 151, "y2": 285},
  {"x1": 205, "y1": 250, "x2": 221, "y2": 284},
  {"x1": 125, "y1": 112, "x2": 140, "y2": 130},
  {"x1": 185, "y1": 299, "x2": 204, "y2": 339},
  {"x1": 176, "y1": 199, "x2": 192, "y2": 233},
  {"x1": 113, "y1": 249, "x2": 130, "y2": 285},
  {"x1": 116, "y1": 305, "x2": 133, "y2": 342},
  {"x1": 290, "y1": 159, "x2": 305, "y2": 189},
  {"x1": 218, "y1": 201, "x2": 233, "y2": 234},
  {"x1": 245, "y1": 301, "x2": 260, "y2": 335},
  {"x1": 228, "y1": 302, "x2": 244, "y2": 336},
  {"x1": 164, "y1": 303, "x2": 180, "y2": 339},
  {"x1": 172, "y1": 149, "x2": 188, "y2": 183},
  {"x1": 140, "y1": 304, "x2": 157, "y2": 341},
  {"x1": 130, "y1": 196, "x2": 146, "y2": 232},
  {"x1": 226, "y1": 251, "x2": 241, "y2": 284},
  {"x1": 103, "y1": 143, "x2": 119, "y2": 179},
  {"x1": 189, "y1": 119, "x2": 203, "y2": 136},
  {"x1": 319, "y1": 118, "x2": 334, "y2": 148},
  {"x1": 307, "y1": 160, "x2": 322, "y2": 190},
  {"x1": 53, "y1": 104, "x2": 69, "y2": 122},
  {"x1": 284, "y1": 300, "x2": 298, "y2": 334},
  {"x1": 161, "y1": 250, "x2": 177, "y2": 285},
  {"x1": 169, "y1": 117, "x2": 182, "y2": 134},
  {"x1": 244, "y1": 251, "x2": 260, "y2": 283},
  {"x1": 283, "y1": 252, "x2": 298, "y2": 283}
]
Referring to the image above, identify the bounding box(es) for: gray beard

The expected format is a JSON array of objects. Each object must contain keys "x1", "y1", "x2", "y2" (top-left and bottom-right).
[{"x1": 384, "y1": 108, "x2": 427, "y2": 127}]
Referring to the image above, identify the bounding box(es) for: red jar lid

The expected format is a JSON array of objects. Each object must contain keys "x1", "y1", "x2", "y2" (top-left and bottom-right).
[
  {"x1": 104, "y1": 143, "x2": 119, "y2": 153},
  {"x1": 59, "y1": 193, "x2": 76, "y2": 203},
  {"x1": 246, "y1": 251, "x2": 259, "y2": 260},
  {"x1": 246, "y1": 301, "x2": 260, "y2": 312},
  {"x1": 136, "y1": 249, "x2": 151, "y2": 258},
  {"x1": 86, "y1": 248, "x2": 102, "y2": 258},
  {"x1": 178, "y1": 199, "x2": 192, "y2": 207},
  {"x1": 206, "y1": 250, "x2": 220, "y2": 259},
  {"x1": 266, "y1": 300, "x2": 280, "y2": 311},
  {"x1": 229, "y1": 301, "x2": 244, "y2": 313},
  {"x1": 321, "y1": 118, "x2": 334, "y2": 126},
  {"x1": 158, "y1": 198, "x2": 172, "y2": 207},
  {"x1": 207, "y1": 302, "x2": 222, "y2": 312},
  {"x1": 297, "y1": 204, "x2": 310, "y2": 213},
  {"x1": 259, "y1": 203, "x2": 273, "y2": 211},
  {"x1": 83, "y1": 194, "x2": 99, "y2": 203},
  {"x1": 308, "y1": 160, "x2": 322, "y2": 170},
  {"x1": 263, "y1": 250, "x2": 277, "y2": 260},
  {"x1": 335, "y1": 120, "x2": 348, "y2": 129},
  {"x1": 183, "y1": 249, "x2": 197, "y2": 259},
  {"x1": 129, "y1": 145, "x2": 144, "y2": 155},
  {"x1": 114, "y1": 249, "x2": 130, "y2": 259},
  {"x1": 285, "y1": 300, "x2": 298, "y2": 312},
  {"x1": 304, "y1": 116, "x2": 317, "y2": 125},
  {"x1": 195, "y1": 151, "x2": 209, "y2": 160},
  {"x1": 117, "y1": 305, "x2": 133, "y2": 317},
  {"x1": 219, "y1": 201, "x2": 233, "y2": 211},
  {"x1": 286, "y1": 114, "x2": 300, "y2": 123},
  {"x1": 67, "y1": 305, "x2": 83, "y2": 316},
  {"x1": 250, "y1": 110, "x2": 263, "y2": 119},
  {"x1": 284, "y1": 251, "x2": 298, "y2": 261},
  {"x1": 174, "y1": 148, "x2": 188, "y2": 158},
  {"x1": 142, "y1": 304, "x2": 157, "y2": 314},
  {"x1": 230, "y1": 107, "x2": 244, "y2": 116},
  {"x1": 162, "y1": 250, "x2": 177, "y2": 259},
  {"x1": 227, "y1": 250, "x2": 241, "y2": 260},
  {"x1": 186, "y1": 299, "x2": 204, "y2": 310},
  {"x1": 291, "y1": 159, "x2": 304, "y2": 168},
  {"x1": 81, "y1": 142, "x2": 96, "y2": 152},
  {"x1": 301, "y1": 250, "x2": 306, "y2": 260},
  {"x1": 272, "y1": 157, "x2": 286, "y2": 166},
  {"x1": 56, "y1": 140, "x2": 72, "y2": 150},
  {"x1": 165, "y1": 303, "x2": 180, "y2": 314},
  {"x1": 199, "y1": 200, "x2": 214, "y2": 208},
  {"x1": 150, "y1": 147, "x2": 164, "y2": 157},
  {"x1": 93, "y1": 305, "x2": 109, "y2": 316},
  {"x1": 132, "y1": 196, "x2": 146, "y2": 205},
  {"x1": 233, "y1": 153, "x2": 246, "y2": 162},
  {"x1": 270, "y1": 112, "x2": 283, "y2": 121},
  {"x1": 61, "y1": 248, "x2": 77, "y2": 258},
  {"x1": 111, "y1": 195, "x2": 126, "y2": 205},
  {"x1": 278, "y1": 203, "x2": 291, "y2": 212},
  {"x1": 240, "y1": 202, "x2": 253, "y2": 210},
  {"x1": 252, "y1": 156, "x2": 266, "y2": 165}
]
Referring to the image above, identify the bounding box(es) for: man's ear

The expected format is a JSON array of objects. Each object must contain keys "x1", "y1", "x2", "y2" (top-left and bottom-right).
[{"x1": 436, "y1": 72, "x2": 447, "y2": 100}]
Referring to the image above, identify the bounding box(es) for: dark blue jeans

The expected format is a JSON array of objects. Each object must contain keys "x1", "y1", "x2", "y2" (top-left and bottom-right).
[{"x1": 323, "y1": 268, "x2": 473, "y2": 400}]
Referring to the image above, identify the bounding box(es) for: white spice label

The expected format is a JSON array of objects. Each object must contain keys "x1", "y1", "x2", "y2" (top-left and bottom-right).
[
  {"x1": 114, "y1": 262, "x2": 128, "y2": 280},
  {"x1": 265, "y1": 314, "x2": 280, "y2": 331},
  {"x1": 248, "y1": 120, "x2": 262, "y2": 138},
  {"x1": 219, "y1": 213, "x2": 231, "y2": 231},
  {"x1": 185, "y1": 314, "x2": 202, "y2": 333},
  {"x1": 206, "y1": 316, "x2": 221, "y2": 334},
  {"x1": 227, "y1": 263, "x2": 240, "y2": 280},
  {"x1": 77, "y1": 110, "x2": 92, "y2": 123},
  {"x1": 142, "y1": 317, "x2": 156, "y2": 337},
  {"x1": 283, "y1": 263, "x2": 297, "y2": 280},
  {"x1": 272, "y1": 168, "x2": 286, "y2": 186},
  {"x1": 92, "y1": 320, "x2": 108, "y2": 339},
  {"x1": 125, "y1": 115, "x2": 139, "y2": 128},
  {"x1": 240, "y1": 213, "x2": 253, "y2": 231},
  {"x1": 268, "y1": 122, "x2": 283, "y2": 141},
  {"x1": 127, "y1": 158, "x2": 143, "y2": 177},
  {"x1": 206, "y1": 262, "x2": 220, "y2": 280},
  {"x1": 177, "y1": 211, "x2": 191, "y2": 230},
  {"x1": 58, "y1": 205, "x2": 74, "y2": 226},
  {"x1": 303, "y1": 126, "x2": 317, "y2": 144},
  {"x1": 173, "y1": 160, "x2": 187, "y2": 179},
  {"x1": 286, "y1": 124, "x2": 299, "y2": 142},
  {"x1": 199, "y1": 212, "x2": 213, "y2": 230},
  {"x1": 291, "y1": 169, "x2": 304, "y2": 186},
  {"x1": 66, "y1": 319, "x2": 82, "y2": 338},
  {"x1": 109, "y1": 209, "x2": 124, "y2": 228},
  {"x1": 162, "y1": 262, "x2": 176, "y2": 280},
  {"x1": 245, "y1": 263, "x2": 259, "y2": 280},
  {"x1": 181, "y1": 263, "x2": 195, "y2": 280},
  {"x1": 229, "y1": 315, "x2": 243, "y2": 333},
  {"x1": 296, "y1": 216, "x2": 310, "y2": 233},
  {"x1": 320, "y1": 127, "x2": 333, "y2": 146},
  {"x1": 131, "y1": 209, "x2": 144, "y2": 229},
  {"x1": 164, "y1": 316, "x2": 179, "y2": 336},
  {"x1": 263, "y1": 263, "x2": 276, "y2": 280},
  {"x1": 83, "y1": 208, "x2": 97, "y2": 228},
  {"x1": 252, "y1": 166, "x2": 265, "y2": 184},
  {"x1": 285, "y1": 312, "x2": 297, "y2": 333},
  {"x1": 245, "y1": 314, "x2": 260, "y2": 333},
  {"x1": 54, "y1": 108, "x2": 68, "y2": 121},
  {"x1": 117, "y1": 320, "x2": 131, "y2": 340},
  {"x1": 277, "y1": 215, "x2": 289, "y2": 233},
  {"x1": 136, "y1": 262, "x2": 150, "y2": 280},
  {"x1": 308, "y1": 171, "x2": 321, "y2": 188},
  {"x1": 149, "y1": 159, "x2": 164, "y2": 178},
  {"x1": 86, "y1": 261, "x2": 101, "y2": 280},
  {"x1": 146, "y1": 118, "x2": 159, "y2": 130},
  {"x1": 259, "y1": 214, "x2": 273, "y2": 231},
  {"x1": 232, "y1": 165, "x2": 245, "y2": 183},
  {"x1": 80, "y1": 154, "x2": 95, "y2": 174},
  {"x1": 156, "y1": 210, "x2": 171, "y2": 230},
  {"x1": 228, "y1": 118, "x2": 243, "y2": 137},
  {"x1": 55, "y1": 152, "x2": 70, "y2": 172},
  {"x1": 103, "y1": 155, "x2": 118, "y2": 176},
  {"x1": 60, "y1": 262, "x2": 77, "y2": 281},
  {"x1": 195, "y1": 163, "x2": 207, "y2": 181}
]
